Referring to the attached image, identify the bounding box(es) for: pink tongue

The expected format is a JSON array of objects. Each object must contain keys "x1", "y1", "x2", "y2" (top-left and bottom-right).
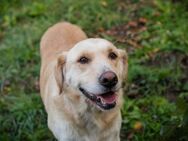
[{"x1": 98, "y1": 93, "x2": 117, "y2": 104}]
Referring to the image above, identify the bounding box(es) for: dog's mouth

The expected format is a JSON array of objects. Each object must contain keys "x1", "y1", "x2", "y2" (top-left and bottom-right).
[{"x1": 79, "y1": 87, "x2": 117, "y2": 110}]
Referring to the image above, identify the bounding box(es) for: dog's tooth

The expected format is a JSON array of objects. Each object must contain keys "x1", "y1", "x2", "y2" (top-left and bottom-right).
[{"x1": 101, "y1": 99, "x2": 106, "y2": 105}]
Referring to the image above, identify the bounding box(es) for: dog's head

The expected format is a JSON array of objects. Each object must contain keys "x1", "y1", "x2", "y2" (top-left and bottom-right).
[{"x1": 56, "y1": 38, "x2": 128, "y2": 110}]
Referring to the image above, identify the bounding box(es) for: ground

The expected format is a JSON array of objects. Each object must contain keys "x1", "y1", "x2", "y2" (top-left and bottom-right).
[{"x1": 0, "y1": 0, "x2": 188, "y2": 141}]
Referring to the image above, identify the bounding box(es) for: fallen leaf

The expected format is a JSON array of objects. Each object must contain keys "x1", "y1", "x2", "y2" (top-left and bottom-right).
[
  {"x1": 101, "y1": 1, "x2": 108, "y2": 7},
  {"x1": 128, "y1": 21, "x2": 138, "y2": 28},
  {"x1": 133, "y1": 121, "x2": 143, "y2": 131},
  {"x1": 138, "y1": 17, "x2": 148, "y2": 25}
]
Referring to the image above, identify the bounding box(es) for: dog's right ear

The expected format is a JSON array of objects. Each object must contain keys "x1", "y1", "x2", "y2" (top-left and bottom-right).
[{"x1": 55, "y1": 52, "x2": 67, "y2": 94}]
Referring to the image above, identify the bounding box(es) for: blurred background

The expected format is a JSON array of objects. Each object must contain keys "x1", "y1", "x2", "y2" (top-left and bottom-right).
[{"x1": 0, "y1": 0, "x2": 188, "y2": 141}]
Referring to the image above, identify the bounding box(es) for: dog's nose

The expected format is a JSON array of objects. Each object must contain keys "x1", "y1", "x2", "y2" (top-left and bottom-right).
[{"x1": 99, "y1": 71, "x2": 118, "y2": 88}]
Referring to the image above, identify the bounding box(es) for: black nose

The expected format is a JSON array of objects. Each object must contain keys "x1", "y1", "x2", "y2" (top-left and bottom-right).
[{"x1": 99, "y1": 71, "x2": 118, "y2": 88}]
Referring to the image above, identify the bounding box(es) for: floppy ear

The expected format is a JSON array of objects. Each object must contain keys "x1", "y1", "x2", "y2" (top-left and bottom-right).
[
  {"x1": 118, "y1": 49, "x2": 128, "y2": 80},
  {"x1": 55, "y1": 52, "x2": 67, "y2": 94}
]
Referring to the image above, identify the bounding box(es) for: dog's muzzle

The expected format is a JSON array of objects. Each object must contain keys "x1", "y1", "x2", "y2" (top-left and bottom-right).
[{"x1": 79, "y1": 87, "x2": 117, "y2": 110}]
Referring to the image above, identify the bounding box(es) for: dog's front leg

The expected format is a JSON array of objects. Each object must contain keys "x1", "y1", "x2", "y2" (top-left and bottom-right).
[{"x1": 109, "y1": 134, "x2": 120, "y2": 141}]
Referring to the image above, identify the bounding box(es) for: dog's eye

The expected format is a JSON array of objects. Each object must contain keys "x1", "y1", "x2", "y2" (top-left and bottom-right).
[
  {"x1": 78, "y1": 57, "x2": 90, "y2": 64},
  {"x1": 109, "y1": 52, "x2": 117, "y2": 60}
]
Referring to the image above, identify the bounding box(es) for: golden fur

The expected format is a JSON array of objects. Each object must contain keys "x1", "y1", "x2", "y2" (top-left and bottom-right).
[{"x1": 40, "y1": 22, "x2": 128, "y2": 141}]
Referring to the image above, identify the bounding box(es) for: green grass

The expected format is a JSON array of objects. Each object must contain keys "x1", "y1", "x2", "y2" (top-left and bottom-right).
[{"x1": 0, "y1": 0, "x2": 188, "y2": 141}]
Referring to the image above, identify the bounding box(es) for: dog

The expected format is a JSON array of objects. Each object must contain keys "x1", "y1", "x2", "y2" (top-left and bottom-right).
[{"x1": 40, "y1": 22, "x2": 128, "y2": 141}]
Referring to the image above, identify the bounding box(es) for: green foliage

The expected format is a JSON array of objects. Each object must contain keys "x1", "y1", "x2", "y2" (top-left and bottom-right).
[
  {"x1": 159, "y1": 94, "x2": 188, "y2": 141},
  {"x1": 121, "y1": 96, "x2": 177, "y2": 141},
  {"x1": 0, "y1": 93, "x2": 53, "y2": 141},
  {"x1": 0, "y1": 0, "x2": 188, "y2": 140}
]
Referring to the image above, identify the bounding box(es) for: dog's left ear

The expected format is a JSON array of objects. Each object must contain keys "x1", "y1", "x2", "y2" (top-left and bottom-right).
[
  {"x1": 118, "y1": 49, "x2": 128, "y2": 80},
  {"x1": 55, "y1": 52, "x2": 67, "y2": 94}
]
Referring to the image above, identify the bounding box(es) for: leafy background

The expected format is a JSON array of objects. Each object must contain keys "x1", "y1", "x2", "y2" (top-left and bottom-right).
[{"x1": 0, "y1": 0, "x2": 188, "y2": 141}]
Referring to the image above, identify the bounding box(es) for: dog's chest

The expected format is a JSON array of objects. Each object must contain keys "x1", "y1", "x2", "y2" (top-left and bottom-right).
[{"x1": 75, "y1": 111, "x2": 116, "y2": 140}]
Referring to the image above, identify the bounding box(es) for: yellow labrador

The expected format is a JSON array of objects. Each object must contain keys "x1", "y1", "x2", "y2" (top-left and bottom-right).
[{"x1": 40, "y1": 22, "x2": 128, "y2": 141}]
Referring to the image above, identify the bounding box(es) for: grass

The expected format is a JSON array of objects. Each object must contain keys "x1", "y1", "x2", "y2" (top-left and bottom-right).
[{"x1": 0, "y1": 0, "x2": 188, "y2": 140}]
